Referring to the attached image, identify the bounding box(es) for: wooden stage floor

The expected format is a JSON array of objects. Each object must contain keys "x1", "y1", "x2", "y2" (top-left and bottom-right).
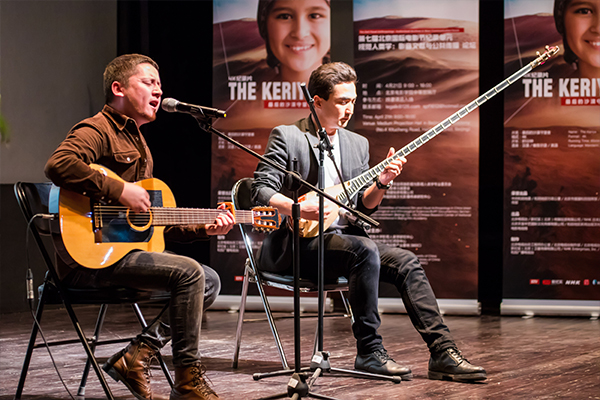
[{"x1": 1, "y1": 305, "x2": 599, "y2": 399}]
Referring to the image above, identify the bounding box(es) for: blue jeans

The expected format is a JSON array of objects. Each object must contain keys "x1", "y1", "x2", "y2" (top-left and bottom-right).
[
  {"x1": 62, "y1": 251, "x2": 221, "y2": 367},
  {"x1": 298, "y1": 232, "x2": 454, "y2": 355}
]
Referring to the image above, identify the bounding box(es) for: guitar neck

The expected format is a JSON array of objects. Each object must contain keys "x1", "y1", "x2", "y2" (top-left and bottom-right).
[
  {"x1": 150, "y1": 207, "x2": 255, "y2": 226},
  {"x1": 94, "y1": 206, "x2": 255, "y2": 226},
  {"x1": 338, "y1": 47, "x2": 558, "y2": 204}
]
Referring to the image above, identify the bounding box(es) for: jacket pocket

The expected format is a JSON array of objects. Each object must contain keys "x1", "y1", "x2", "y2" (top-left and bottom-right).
[{"x1": 114, "y1": 150, "x2": 140, "y2": 165}]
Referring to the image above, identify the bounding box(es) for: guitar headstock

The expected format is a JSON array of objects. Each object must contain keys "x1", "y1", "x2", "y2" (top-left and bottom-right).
[
  {"x1": 251, "y1": 207, "x2": 282, "y2": 232},
  {"x1": 530, "y1": 45, "x2": 560, "y2": 68}
]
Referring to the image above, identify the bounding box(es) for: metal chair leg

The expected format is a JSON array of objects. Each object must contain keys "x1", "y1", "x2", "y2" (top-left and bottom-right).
[
  {"x1": 232, "y1": 264, "x2": 251, "y2": 368},
  {"x1": 253, "y1": 269, "x2": 290, "y2": 370},
  {"x1": 78, "y1": 304, "x2": 109, "y2": 397},
  {"x1": 14, "y1": 286, "x2": 48, "y2": 400},
  {"x1": 339, "y1": 290, "x2": 354, "y2": 324},
  {"x1": 62, "y1": 301, "x2": 115, "y2": 399}
]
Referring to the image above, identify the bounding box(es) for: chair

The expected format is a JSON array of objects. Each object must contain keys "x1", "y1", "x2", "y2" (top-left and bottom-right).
[
  {"x1": 231, "y1": 177, "x2": 353, "y2": 369},
  {"x1": 13, "y1": 182, "x2": 174, "y2": 400}
]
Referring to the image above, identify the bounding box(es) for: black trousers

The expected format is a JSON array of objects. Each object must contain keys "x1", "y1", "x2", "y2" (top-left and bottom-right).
[{"x1": 295, "y1": 231, "x2": 455, "y2": 355}]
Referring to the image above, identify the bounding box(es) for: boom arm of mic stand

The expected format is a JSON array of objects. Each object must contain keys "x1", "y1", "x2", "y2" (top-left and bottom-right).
[{"x1": 193, "y1": 116, "x2": 379, "y2": 230}]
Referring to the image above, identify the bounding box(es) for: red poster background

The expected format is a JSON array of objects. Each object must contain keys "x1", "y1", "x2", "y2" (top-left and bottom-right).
[{"x1": 503, "y1": 2, "x2": 600, "y2": 301}]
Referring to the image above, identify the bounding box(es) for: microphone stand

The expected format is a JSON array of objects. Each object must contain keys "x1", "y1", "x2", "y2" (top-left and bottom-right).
[
  {"x1": 193, "y1": 112, "x2": 396, "y2": 400},
  {"x1": 292, "y1": 85, "x2": 402, "y2": 391}
]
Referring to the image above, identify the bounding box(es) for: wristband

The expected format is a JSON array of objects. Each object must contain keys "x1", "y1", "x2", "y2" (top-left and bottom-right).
[{"x1": 375, "y1": 176, "x2": 392, "y2": 190}]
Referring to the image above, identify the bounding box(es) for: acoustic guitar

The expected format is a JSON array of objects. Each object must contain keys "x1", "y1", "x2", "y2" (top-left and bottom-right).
[{"x1": 52, "y1": 164, "x2": 280, "y2": 269}]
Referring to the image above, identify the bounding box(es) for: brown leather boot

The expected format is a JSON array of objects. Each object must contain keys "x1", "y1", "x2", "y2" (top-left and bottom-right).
[
  {"x1": 102, "y1": 339, "x2": 156, "y2": 399},
  {"x1": 170, "y1": 363, "x2": 220, "y2": 400}
]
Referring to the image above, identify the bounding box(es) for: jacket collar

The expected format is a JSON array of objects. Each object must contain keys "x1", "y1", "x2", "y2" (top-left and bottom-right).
[
  {"x1": 301, "y1": 116, "x2": 351, "y2": 181},
  {"x1": 101, "y1": 104, "x2": 140, "y2": 134}
]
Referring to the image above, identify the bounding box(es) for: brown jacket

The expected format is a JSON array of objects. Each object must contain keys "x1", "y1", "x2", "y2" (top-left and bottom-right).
[{"x1": 45, "y1": 105, "x2": 208, "y2": 277}]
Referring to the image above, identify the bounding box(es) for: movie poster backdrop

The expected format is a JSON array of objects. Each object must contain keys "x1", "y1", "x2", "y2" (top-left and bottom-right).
[
  {"x1": 353, "y1": 0, "x2": 480, "y2": 300},
  {"x1": 503, "y1": 0, "x2": 600, "y2": 302},
  {"x1": 211, "y1": 0, "x2": 480, "y2": 301}
]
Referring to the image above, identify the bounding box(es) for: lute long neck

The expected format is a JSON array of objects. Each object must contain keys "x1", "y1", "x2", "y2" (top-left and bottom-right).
[{"x1": 337, "y1": 46, "x2": 559, "y2": 205}]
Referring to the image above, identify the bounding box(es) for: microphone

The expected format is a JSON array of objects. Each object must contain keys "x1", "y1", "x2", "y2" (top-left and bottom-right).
[
  {"x1": 339, "y1": 208, "x2": 372, "y2": 231},
  {"x1": 161, "y1": 98, "x2": 226, "y2": 119}
]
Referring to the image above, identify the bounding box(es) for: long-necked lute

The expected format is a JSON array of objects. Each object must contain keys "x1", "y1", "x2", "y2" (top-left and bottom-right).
[
  {"x1": 296, "y1": 45, "x2": 559, "y2": 238},
  {"x1": 53, "y1": 164, "x2": 281, "y2": 268}
]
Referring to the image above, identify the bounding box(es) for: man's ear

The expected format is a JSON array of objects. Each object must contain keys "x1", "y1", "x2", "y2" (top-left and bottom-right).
[
  {"x1": 313, "y1": 95, "x2": 323, "y2": 109},
  {"x1": 111, "y1": 81, "x2": 125, "y2": 99}
]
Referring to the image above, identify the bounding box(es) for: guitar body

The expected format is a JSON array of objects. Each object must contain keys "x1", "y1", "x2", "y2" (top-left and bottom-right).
[
  {"x1": 296, "y1": 182, "x2": 350, "y2": 238},
  {"x1": 54, "y1": 164, "x2": 280, "y2": 269},
  {"x1": 56, "y1": 164, "x2": 174, "y2": 269}
]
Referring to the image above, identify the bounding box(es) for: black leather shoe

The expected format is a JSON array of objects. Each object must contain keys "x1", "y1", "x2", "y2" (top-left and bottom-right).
[
  {"x1": 355, "y1": 348, "x2": 412, "y2": 379},
  {"x1": 428, "y1": 347, "x2": 487, "y2": 382}
]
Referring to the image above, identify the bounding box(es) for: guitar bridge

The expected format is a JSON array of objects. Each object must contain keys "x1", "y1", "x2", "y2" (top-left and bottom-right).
[{"x1": 92, "y1": 202, "x2": 103, "y2": 243}]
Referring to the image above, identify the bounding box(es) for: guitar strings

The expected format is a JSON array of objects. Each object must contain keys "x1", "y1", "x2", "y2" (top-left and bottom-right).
[{"x1": 91, "y1": 206, "x2": 273, "y2": 225}]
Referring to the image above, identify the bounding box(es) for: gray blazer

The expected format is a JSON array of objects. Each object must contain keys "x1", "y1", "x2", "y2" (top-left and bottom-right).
[{"x1": 252, "y1": 117, "x2": 375, "y2": 272}]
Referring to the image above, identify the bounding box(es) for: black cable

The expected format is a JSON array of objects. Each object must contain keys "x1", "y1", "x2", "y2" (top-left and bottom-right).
[{"x1": 25, "y1": 213, "x2": 76, "y2": 400}]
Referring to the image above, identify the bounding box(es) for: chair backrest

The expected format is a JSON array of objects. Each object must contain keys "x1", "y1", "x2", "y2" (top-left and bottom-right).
[
  {"x1": 231, "y1": 178, "x2": 259, "y2": 264},
  {"x1": 231, "y1": 177, "x2": 254, "y2": 211},
  {"x1": 14, "y1": 182, "x2": 62, "y2": 285},
  {"x1": 14, "y1": 182, "x2": 55, "y2": 236}
]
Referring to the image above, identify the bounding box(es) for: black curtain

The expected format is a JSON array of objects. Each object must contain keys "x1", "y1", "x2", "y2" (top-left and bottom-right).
[{"x1": 118, "y1": 0, "x2": 215, "y2": 264}]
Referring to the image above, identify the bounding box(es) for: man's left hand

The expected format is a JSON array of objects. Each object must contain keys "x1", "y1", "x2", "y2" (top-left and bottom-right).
[
  {"x1": 205, "y1": 203, "x2": 236, "y2": 236},
  {"x1": 379, "y1": 147, "x2": 406, "y2": 185}
]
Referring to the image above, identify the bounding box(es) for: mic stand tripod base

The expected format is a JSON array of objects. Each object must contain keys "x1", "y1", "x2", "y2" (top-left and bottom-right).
[{"x1": 256, "y1": 370, "x2": 345, "y2": 400}]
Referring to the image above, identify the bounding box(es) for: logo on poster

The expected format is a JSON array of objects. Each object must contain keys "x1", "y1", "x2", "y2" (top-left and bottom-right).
[
  {"x1": 530, "y1": 279, "x2": 540, "y2": 285},
  {"x1": 522, "y1": 74, "x2": 600, "y2": 106},
  {"x1": 228, "y1": 76, "x2": 307, "y2": 106}
]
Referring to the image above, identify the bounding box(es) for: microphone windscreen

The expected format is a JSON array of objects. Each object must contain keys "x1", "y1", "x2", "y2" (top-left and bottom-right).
[{"x1": 161, "y1": 98, "x2": 178, "y2": 113}]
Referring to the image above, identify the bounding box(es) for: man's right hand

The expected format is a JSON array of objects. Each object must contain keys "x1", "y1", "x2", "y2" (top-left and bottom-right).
[
  {"x1": 269, "y1": 192, "x2": 335, "y2": 221},
  {"x1": 119, "y1": 182, "x2": 151, "y2": 213},
  {"x1": 300, "y1": 196, "x2": 335, "y2": 221}
]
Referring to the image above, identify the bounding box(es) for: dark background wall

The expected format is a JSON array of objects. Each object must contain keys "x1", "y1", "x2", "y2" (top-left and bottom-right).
[{"x1": 0, "y1": 0, "x2": 504, "y2": 314}]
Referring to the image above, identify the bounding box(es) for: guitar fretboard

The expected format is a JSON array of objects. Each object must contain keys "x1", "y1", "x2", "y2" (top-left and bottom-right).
[
  {"x1": 150, "y1": 208, "x2": 256, "y2": 225},
  {"x1": 93, "y1": 206, "x2": 256, "y2": 226},
  {"x1": 338, "y1": 46, "x2": 558, "y2": 205}
]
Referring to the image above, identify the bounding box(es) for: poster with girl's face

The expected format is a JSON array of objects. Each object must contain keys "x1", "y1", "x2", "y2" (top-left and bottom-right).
[
  {"x1": 212, "y1": 0, "x2": 331, "y2": 294},
  {"x1": 503, "y1": 0, "x2": 600, "y2": 300}
]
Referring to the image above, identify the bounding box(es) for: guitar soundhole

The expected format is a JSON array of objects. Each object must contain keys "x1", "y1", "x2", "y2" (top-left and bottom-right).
[
  {"x1": 97, "y1": 190, "x2": 162, "y2": 243},
  {"x1": 128, "y1": 211, "x2": 152, "y2": 229}
]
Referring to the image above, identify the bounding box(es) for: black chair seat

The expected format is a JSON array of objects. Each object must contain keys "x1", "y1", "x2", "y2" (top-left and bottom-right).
[
  {"x1": 259, "y1": 271, "x2": 348, "y2": 291},
  {"x1": 39, "y1": 281, "x2": 171, "y2": 305}
]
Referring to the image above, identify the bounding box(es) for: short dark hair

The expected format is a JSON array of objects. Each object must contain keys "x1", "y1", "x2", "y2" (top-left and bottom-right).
[
  {"x1": 103, "y1": 54, "x2": 159, "y2": 104},
  {"x1": 257, "y1": 0, "x2": 331, "y2": 70},
  {"x1": 308, "y1": 62, "x2": 357, "y2": 101},
  {"x1": 554, "y1": 0, "x2": 577, "y2": 64}
]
